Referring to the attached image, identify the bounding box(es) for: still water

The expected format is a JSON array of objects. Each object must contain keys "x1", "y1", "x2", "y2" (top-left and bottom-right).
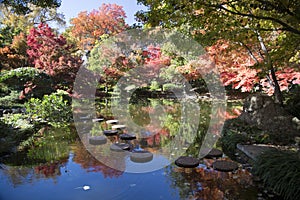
[{"x1": 0, "y1": 99, "x2": 257, "y2": 200}]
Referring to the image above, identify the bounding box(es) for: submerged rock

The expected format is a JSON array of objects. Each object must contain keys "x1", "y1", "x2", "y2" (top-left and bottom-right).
[{"x1": 212, "y1": 160, "x2": 238, "y2": 172}]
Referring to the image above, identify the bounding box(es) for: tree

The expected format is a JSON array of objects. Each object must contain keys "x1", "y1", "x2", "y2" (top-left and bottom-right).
[
  {"x1": 0, "y1": 4, "x2": 65, "y2": 71},
  {"x1": 0, "y1": 3, "x2": 65, "y2": 46},
  {"x1": 69, "y1": 3, "x2": 127, "y2": 50},
  {"x1": 27, "y1": 23, "x2": 82, "y2": 92},
  {"x1": 136, "y1": 0, "x2": 300, "y2": 104},
  {"x1": 1, "y1": 0, "x2": 61, "y2": 14},
  {"x1": 0, "y1": 33, "x2": 28, "y2": 71}
]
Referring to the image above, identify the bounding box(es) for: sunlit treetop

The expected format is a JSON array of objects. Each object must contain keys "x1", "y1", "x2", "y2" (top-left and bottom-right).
[
  {"x1": 1, "y1": 0, "x2": 61, "y2": 14},
  {"x1": 69, "y1": 3, "x2": 127, "y2": 51}
]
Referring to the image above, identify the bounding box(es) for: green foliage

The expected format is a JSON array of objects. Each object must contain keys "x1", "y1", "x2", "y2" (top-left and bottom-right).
[
  {"x1": 1, "y1": 113, "x2": 33, "y2": 129},
  {"x1": 0, "y1": 116, "x2": 34, "y2": 155},
  {"x1": 0, "y1": 67, "x2": 53, "y2": 99},
  {"x1": 26, "y1": 126, "x2": 77, "y2": 162},
  {"x1": 163, "y1": 83, "x2": 182, "y2": 91},
  {"x1": 220, "y1": 129, "x2": 248, "y2": 157},
  {"x1": 1, "y1": 0, "x2": 61, "y2": 15},
  {"x1": 90, "y1": 123, "x2": 104, "y2": 136},
  {"x1": 0, "y1": 67, "x2": 42, "y2": 83},
  {"x1": 25, "y1": 90, "x2": 72, "y2": 127},
  {"x1": 285, "y1": 84, "x2": 300, "y2": 119},
  {"x1": 0, "y1": 89, "x2": 22, "y2": 107},
  {"x1": 253, "y1": 149, "x2": 300, "y2": 200},
  {"x1": 220, "y1": 118, "x2": 270, "y2": 157}
]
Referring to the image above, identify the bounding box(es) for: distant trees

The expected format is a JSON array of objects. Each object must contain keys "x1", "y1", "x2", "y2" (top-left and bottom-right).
[{"x1": 69, "y1": 3, "x2": 127, "y2": 51}]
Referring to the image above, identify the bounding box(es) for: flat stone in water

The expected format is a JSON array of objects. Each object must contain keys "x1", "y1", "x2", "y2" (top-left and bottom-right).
[
  {"x1": 103, "y1": 130, "x2": 118, "y2": 136},
  {"x1": 89, "y1": 136, "x2": 107, "y2": 145},
  {"x1": 110, "y1": 143, "x2": 131, "y2": 152},
  {"x1": 130, "y1": 151, "x2": 153, "y2": 163},
  {"x1": 120, "y1": 133, "x2": 136, "y2": 140},
  {"x1": 112, "y1": 125, "x2": 126, "y2": 130},
  {"x1": 237, "y1": 144, "x2": 277, "y2": 160},
  {"x1": 175, "y1": 156, "x2": 200, "y2": 168},
  {"x1": 212, "y1": 160, "x2": 238, "y2": 172},
  {"x1": 205, "y1": 148, "x2": 223, "y2": 159},
  {"x1": 92, "y1": 118, "x2": 104, "y2": 122},
  {"x1": 106, "y1": 120, "x2": 119, "y2": 124}
]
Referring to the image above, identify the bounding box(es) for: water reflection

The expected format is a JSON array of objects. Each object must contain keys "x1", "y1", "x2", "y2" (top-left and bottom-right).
[{"x1": 0, "y1": 98, "x2": 257, "y2": 200}]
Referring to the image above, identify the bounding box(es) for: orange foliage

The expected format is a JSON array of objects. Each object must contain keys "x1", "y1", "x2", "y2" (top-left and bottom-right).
[{"x1": 70, "y1": 3, "x2": 127, "y2": 50}]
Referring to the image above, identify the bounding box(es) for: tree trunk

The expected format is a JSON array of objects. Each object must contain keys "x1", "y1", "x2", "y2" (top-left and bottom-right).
[
  {"x1": 270, "y1": 66, "x2": 284, "y2": 105},
  {"x1": 256, "y1": 30, "x2": 283, "y2": 105}
]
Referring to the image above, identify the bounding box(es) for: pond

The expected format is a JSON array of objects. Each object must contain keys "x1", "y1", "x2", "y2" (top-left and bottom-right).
[{"x1": 0, "y1": 98, "x2": 259, "y2": 200}]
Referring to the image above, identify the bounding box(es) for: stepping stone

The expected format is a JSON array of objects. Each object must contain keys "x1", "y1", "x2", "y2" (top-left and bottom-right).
[
  {"x1": 112, "y1": 125, "x2": 126, "y2": 130},
  {"x1": 103, "y1": 130, "x2": 118, "y2": 136},
  {"x1": 106, "y1": 120, "x2": 119, "y2": 124},
  {"x1": 205, "y1": 148, "x2": 223, "y2": 159},
  {"x1": 237, "y1": 144, "x2": 277, "y2": 160},
  {"x1": 130, "y1": 151, "x2": 153, "y2": 163},
  {"x1": 212, "y1": 160, "x2": 238, "y2": 172},
  {"x1": 175, "y1": 156, "x2": 200, "y2": 168},
  {"x1": 92, "y1": 118, "x2": 104, "y2": 122},
  {"x1": 110, "y1": 143, "x2": 131, "y2": 152},
  {"x1": 120, "y1": 133, "x2": 136, "y2": 140},
  {"x1": 89, "y1": 136, "x2": 107, "y2": 145},
  {"x1": 79, "y1": 115, "x2": 91, "y2": 120}
]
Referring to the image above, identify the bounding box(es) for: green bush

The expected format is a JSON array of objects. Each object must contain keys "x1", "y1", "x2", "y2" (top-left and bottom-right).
[
  {"x1": 220, "y1": 118, "x2": 273, "y2": 156},
  {"x1": 0, "y1": 67, "x2": 53, "y2": 99},
  {"x1": 0, "y1": 89, "x2": 23, "y2": 107},
  {"x1": 285, "y1": 84, "x2": 300, "y2": 119},
  {"x1": 253, "y1": 149, "x2": 300, "y2": 200},
  {"x1": 25, "y1": 90, "x2": 72, "y2": 127},
  {"x1": 220, "y1": 129, "x2": 248, "y2": 157},
  {"x1": 0, "y1": 117, "x2": 34, "y2": 155}
]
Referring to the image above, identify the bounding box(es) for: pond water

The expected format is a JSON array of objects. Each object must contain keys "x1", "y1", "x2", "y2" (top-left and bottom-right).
[{"x1": 0, "y1": 98, "x2": 259, "y2": 200}]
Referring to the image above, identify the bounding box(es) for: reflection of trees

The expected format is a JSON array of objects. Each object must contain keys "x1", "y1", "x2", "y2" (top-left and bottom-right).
[
  {"x1": 1, "y1": 126, "x2": 77, "y2": 186},
  {"x1": 34, "y1": 161, "x2": 65, "y2": 179},
  {"x1": 165, "y1": 162, "x2": 256, "y2": 200},
  {"x1": 27, "y1": 126, "x2": 78, "y2": 162},
  {"x1": 1, "y1": 160, "x2": 67, "y2": 186},
  {"x1": 98, "y1": 98, "x2": 214, "y2": 157},
  {"x1": 72, "y1": 141, "x2": 123, "y2": 178}
]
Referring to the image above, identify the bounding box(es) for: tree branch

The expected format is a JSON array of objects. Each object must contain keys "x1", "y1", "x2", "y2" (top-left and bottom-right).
[
  {"x1": 216, "y1": 4, "x2": 300, "y2": 35},
  {"x1": 238, "y1": 41, "x2": 260, "y2": 64}
]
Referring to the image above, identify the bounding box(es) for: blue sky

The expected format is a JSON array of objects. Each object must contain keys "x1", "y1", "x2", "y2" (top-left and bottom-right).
[{"x1": 58, "y1": 0, "x2": 147, "y2": 26}]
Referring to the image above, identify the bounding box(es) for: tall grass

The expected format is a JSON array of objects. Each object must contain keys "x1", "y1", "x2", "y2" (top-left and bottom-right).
[{"x1": 253, "y1": 149, "x2": 300, "y2": 200}]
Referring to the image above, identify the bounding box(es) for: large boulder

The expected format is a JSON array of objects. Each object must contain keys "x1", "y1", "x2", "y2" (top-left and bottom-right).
[{"x1": 239, "y1": 94, "x2": 300, "y2": 143}]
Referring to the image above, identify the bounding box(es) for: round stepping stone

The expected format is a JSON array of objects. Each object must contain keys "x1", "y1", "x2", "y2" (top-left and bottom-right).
[
  {"x1": 205, "y1": 148, "x2": 223, "y2": 159},
  {"x1": 212, "y1": 160, "x2": 238, "y2": 172},
  {"x1": 112, "y1": 124, "x2": 126, "y2": 130},
  {"x1": 103, "y1": 130, "x2": 118, "y2": 136},
  {"x1": 175, "y1": 156, "x2": 200, "y2": 168},
  {"x1": 110, "y1": 143, "x2": 131, "y2": 152},
  {"x1": 92, "y1": 118, "x2": 104, "y2": 122},
  {"x1": 130, "y1": 151, "x2": 153, "y2": 163},
  {"x1": 120, "y1": 133, "x2": 136, "y2": 140},
  {"x1": 106, "y1": 120, "x2": 119, "y2": 124},
  {"x1": 79, "y1": 115, "x2": 91, "y2": 120},
  {"x1": 89, "y1": 136, "x2": 107, "y2": 145}
]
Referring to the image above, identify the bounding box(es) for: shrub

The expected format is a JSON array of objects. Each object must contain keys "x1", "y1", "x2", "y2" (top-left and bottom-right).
[
  {"x1": 253, "y1": 149, "x2": 300, "y2": 200},
  {"x1": 220, "y1": 129, "x2": 248, "y2": 157},
  {"x1": 285, "y1": 84, "x2": 300, "y2": 119},
  {"x1": 0, "y1": 67, "x2": 53, "y2": 99},
  {"x1": 25, "y1": 90, "x2": 72, "y2": 127}
]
